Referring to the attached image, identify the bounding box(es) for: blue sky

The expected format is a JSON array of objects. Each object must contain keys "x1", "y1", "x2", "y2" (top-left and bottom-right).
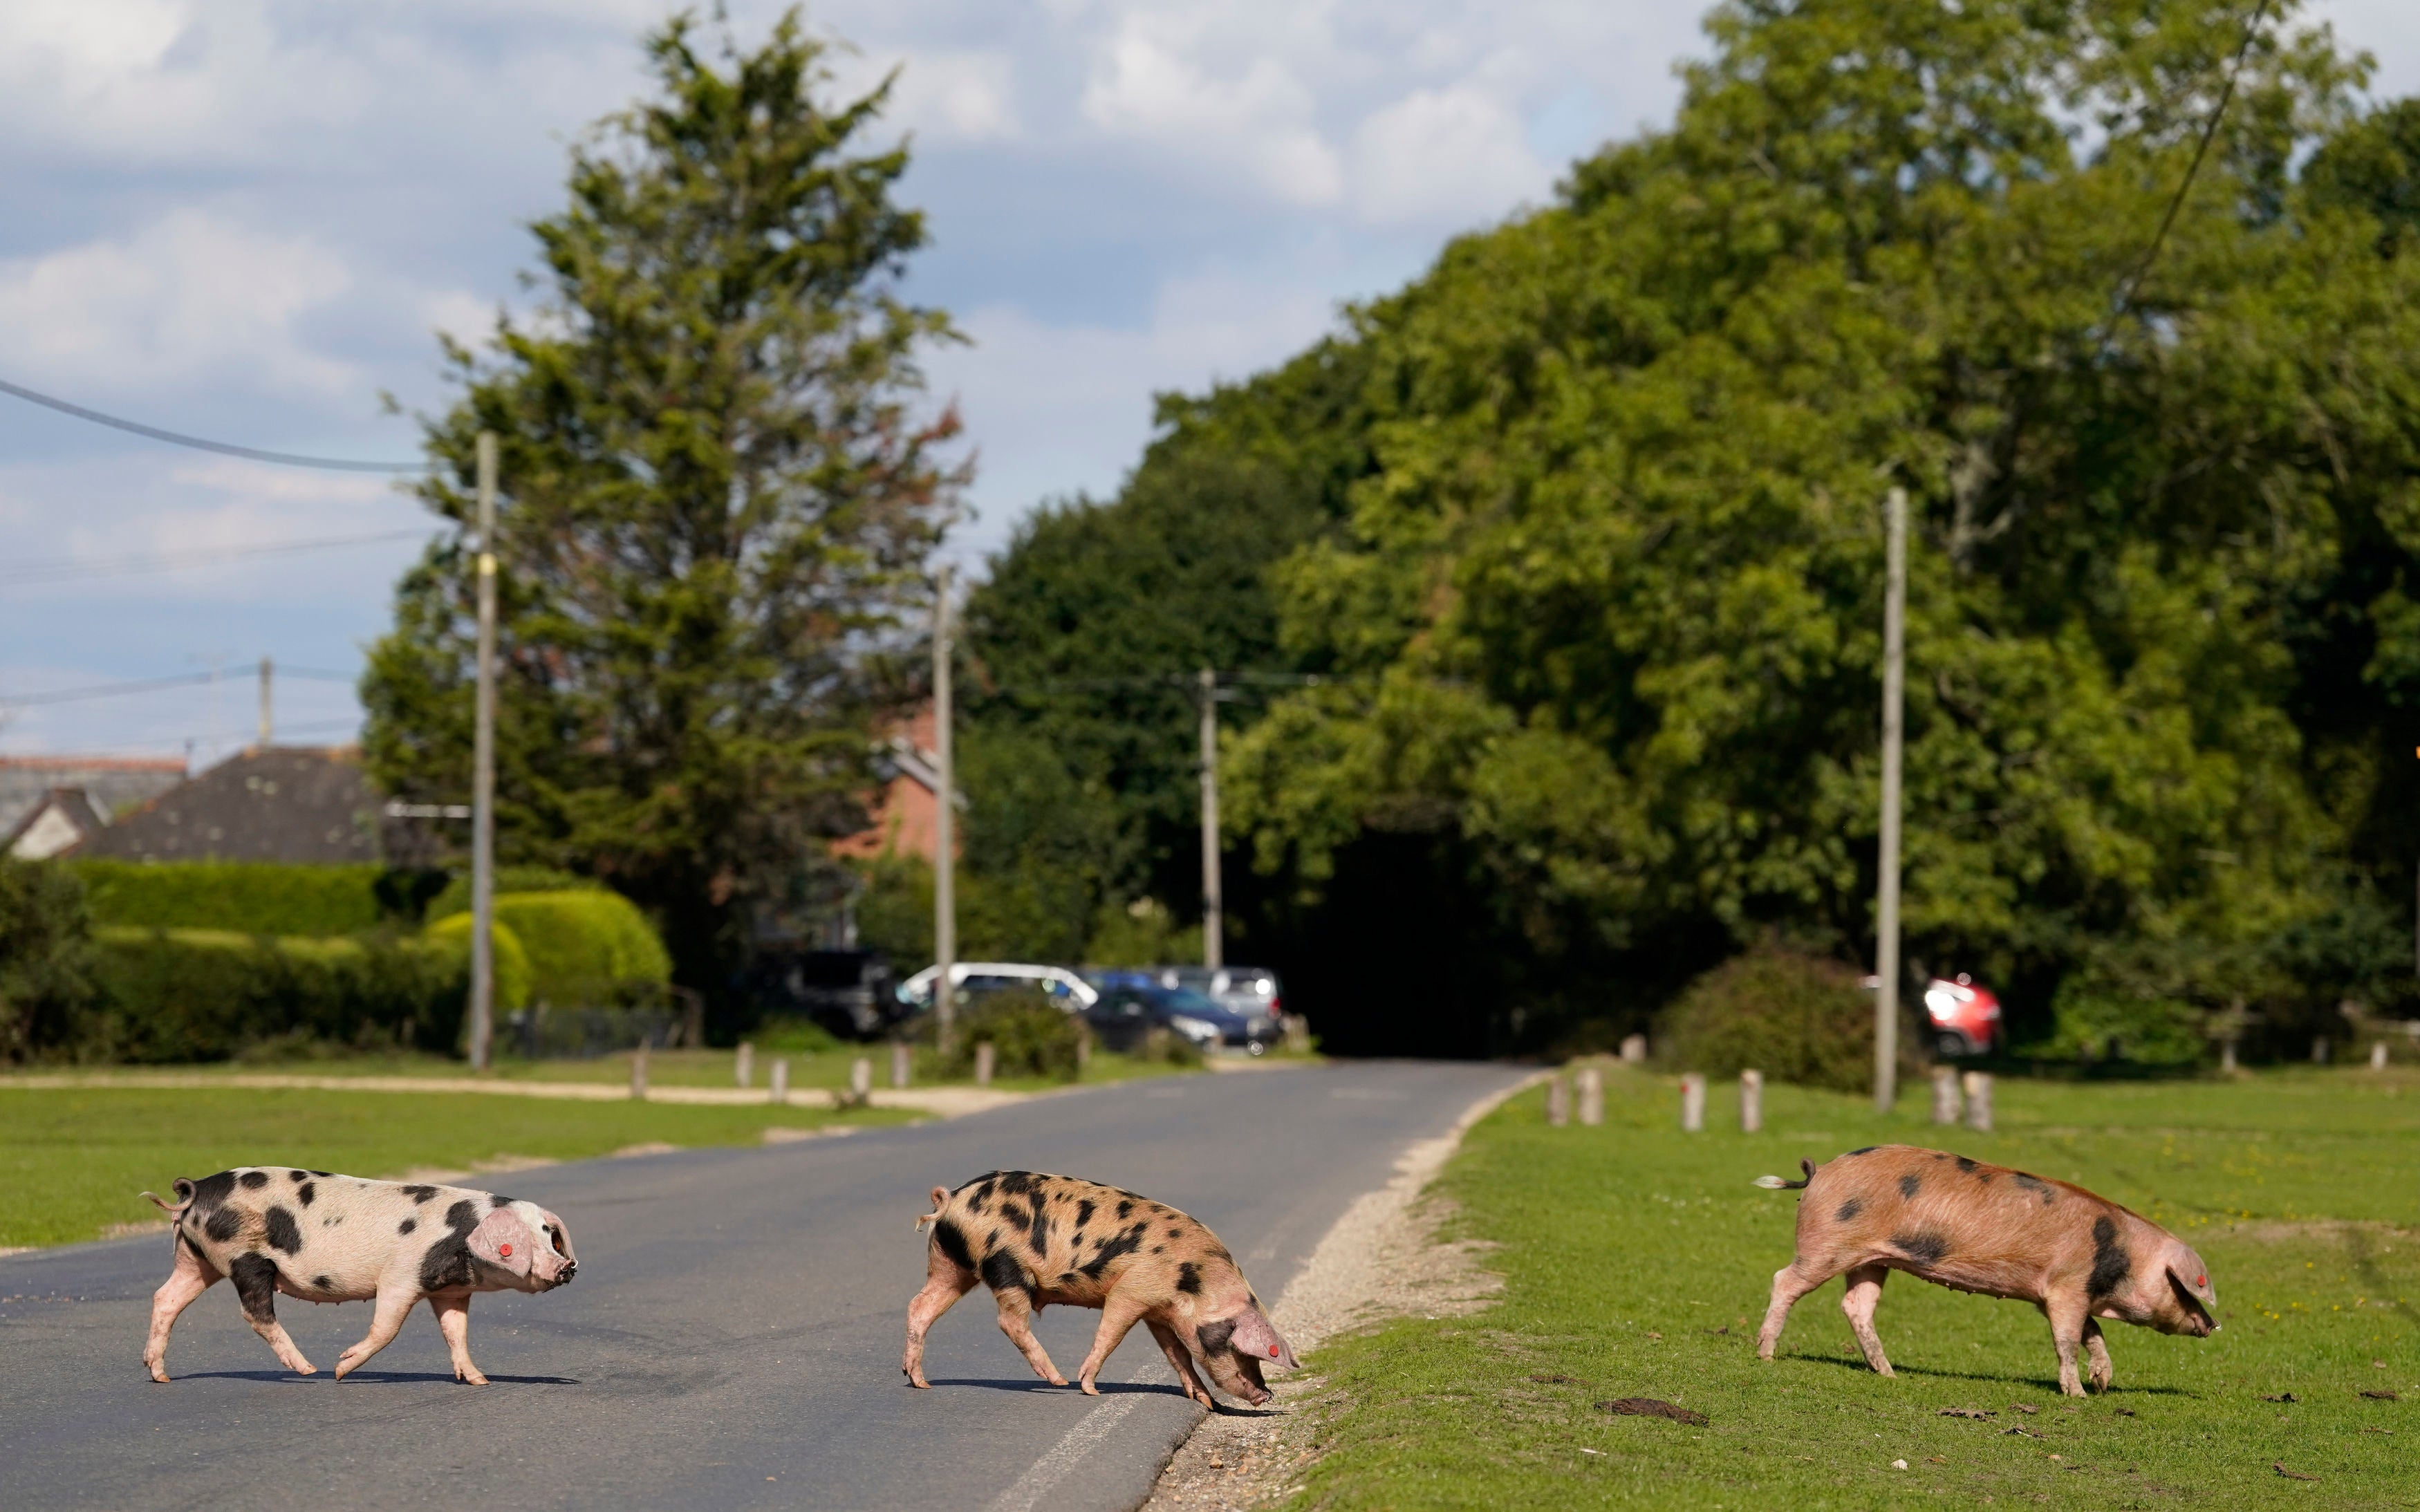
[{"x1": 1, "y1": 1, "x2": 2413, "y2": 765}]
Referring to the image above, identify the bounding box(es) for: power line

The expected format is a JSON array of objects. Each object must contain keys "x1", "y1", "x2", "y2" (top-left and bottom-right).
[
  {"x1": 0, "y1": 665, "x2": 361, "y2": 707},
  {"x1": 2110, "y1": 0, "x2": 2273, "y2": 312},
  {"x1": 0, "y1": 375, "x2": 427, "y2": 474},
  {"x1": 0, "y1": 528, "x2": 429, "y2": 588}
]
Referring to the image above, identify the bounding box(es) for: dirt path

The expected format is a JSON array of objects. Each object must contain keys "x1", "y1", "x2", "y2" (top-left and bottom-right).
[{"x1": 0, "y1": 1070, "x2": 1023, "y2": 1117}]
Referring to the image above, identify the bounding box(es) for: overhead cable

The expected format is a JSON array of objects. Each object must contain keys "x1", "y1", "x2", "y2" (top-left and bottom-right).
[
  {"x1": 0, "y1": 528, "x2": 429, "y2": 588},
  {"x1": 0, "y1": 375, "x2": 427, "y2": 474},
  {"x1": 2111, "y1": 0, "x2": 2274, "y2": 310}
]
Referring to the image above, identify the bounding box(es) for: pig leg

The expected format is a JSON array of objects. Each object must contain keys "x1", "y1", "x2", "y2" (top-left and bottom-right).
[
  {"x1": 1145, "y1": 1318, "x2": 1215, "y2": 1408},
  {"x1": 143, "y1": 1238, "x2": 219, "y2": 1383},
  {"x1": 1073, "y1": 1294, "x2": 1149, "y2": 1397},
  {"x1": 229, "y1": 1254, "x2": 317, "y2": 1376},
  {"x1": 2043, "y1": 1291, "x2": 2089, "y2": 1397},
  {"x1": 992, "y1": 1288, "x2": 1070, "y2": 1388},
  {"x1": 333, "y1": 1287, "x2": 419, "y2": 1382},
  {"x1": 429, "y1": 1294, "x2": 486, "y2": 1385},
  {"x1": 2082, "y1": 1320, "x2": 2113, "y2": 1394},
  {"x1": 1839, "y1": 1264, "x2": 1893, "y2": 1377},
  {"x1": 902, "y1": 1264, "x2": 978, "y2": 1388},
  {"x1": 1756, "y1": 1258, "x2": 1836, "y2": 1361}
]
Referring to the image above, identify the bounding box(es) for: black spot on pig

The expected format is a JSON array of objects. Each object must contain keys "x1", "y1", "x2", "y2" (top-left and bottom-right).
[
  {"x1": 230, "y1": 1254, "x2": 279, "y2": 1320},
  {"x1": 2087, "y1": 1216, "x2": 2130, "y2": 1300},
  {"x1": 999, "y1": 1203, "x2": 1030, "y2": 1232},
  {"x1": 183, "y1": 1170, "x2": 236, "y2": 1211},
  {"x1": 997, "y1": 1172, "x2": 1039, "y2": 1200},
  {"x1": 932, "y1": 1217, "x2": 974, "y2": 1271},
  {"x1": 310, "y1": 1170, "x2": 330, "y2": 1177},
  {"x1": 981, "y1": 1249, "x2": 1032, "y2": 1298},
  {"x1": 398, "y1": 1218, "x2": 416, "y2": 1235},
  {"x1": 1028, "y1": 1206, "x2": 1050, "y2": 1256},
  {"x1": 313, "y1": 1274, "x2": 333, "y2": 1291},
  {"x1": 1836, "y1": 1199, "x2": 1863, "y2": 1222},
  {"x1": 1167, "y1": 1225, "x2": 1182, "y2": 1238},
  {"x1": 265, "y1": 1206, "x2": 303, "y2": 1256},
  {"x1": 402, "y1": 1185, "x2": 437, "y2": 1203},
  {"x1": 289, "y1": 1170, "x2": 308, "y2": 1182},
  {"x1": 1177, "y1": 1262, "x2": 1203, "y2": 1294},
  {"x1": 1074, "y1": 1200, "x2": 1096, "y2": 1229},
  {"x1": 492, "y1": 1194, "x2": 512, "y2": 1208},
  {"x1": 1892, "y1": 1230, "x2": 1950, "y2": 1264},
  {"x1": 1899, "y1": 1175, "x2": 1921, "y2": 1200},
  {"x1": 2011, "y1": 1173, "x2": 2054, "y2": 1205},
  {"x1": 417, "y1": 1200, "x2": 484, "y2": 1292},
  {"x1": 296, "y1": 1182, "x2": 315, "y2": 1207},
  {"x1": 239, "y1": 1170, "x2": 270, "y2": 1190},
  {"x1": 1152, "y1": 1245, "x2": 1165, "y2": 1255},
  {"x1": 1080, "y1": 1222, "x2": 1148, "y2": 1280},
  {"x1": 205, "y1": 1206, "x2": 242, "y2": 1243},
  {"x1": 1954, "y1": 1156, "x2": 1977, "y2": 1174},
  {"x1": 1116, "y1": 1200, "x2": 1134, "y2": 1220},
  {"x1": 1196, "y1": 1318, "x2": 1236, "y2": 1356},
  {"x1": 1847, "y1": 1147, "x2": 1878, "y2": 1157}
]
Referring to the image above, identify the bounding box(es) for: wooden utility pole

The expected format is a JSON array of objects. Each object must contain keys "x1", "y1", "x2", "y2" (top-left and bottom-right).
[
  {"x1": 468, "y1": 431, "x2": 500, "y2": 1072},
  {"x1": 257, "y1": 656, "x2": 272, "y2": 747},
  {"x1": 932, "y1": 566, "x2": 957, "y2": 1052},
  {"x1": 1874, "y1": 485, "x2": 1908, "y2": 1113},
  {"x1": 1199, "y1": 667, "x2": 1222, "y2": 970}
]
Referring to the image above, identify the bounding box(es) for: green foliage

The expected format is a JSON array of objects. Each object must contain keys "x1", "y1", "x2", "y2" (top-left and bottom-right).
[
  {"x1": 81, "y1": 928, "x2": 479, "y2": 1063},
  {"x1": 424, "y1": 867, "x2": 595, "y2": 921},
  {"x1": 71, "y1": 860, "x2": 393, "y2": 935},
  {"x1": 0, "y1": 860, "x2": 95, "y2": 1063},
  {"x1": 1657, "y1": 945, "x2": 1912, "y2": 1093},
  {"x1": 850, "y1": 854, "x2": 1103, "y2": 968},
  {"x1": 2035, "y1": 983, "x2": 2209, "y2": 1066},
  {"x1": 1132, "y1": 1025, "x2": 1206, "y2": 1069},
  {"x1": 421, "y1": 913, "x2": 533, "y2": 1014},
  {"x1": 934, "y1": 989, "x2": 1083, "y2": 1081},
  {"x1": 362, "y1": 8, "x2": 960, "y2": 1032},
  {"x1": 1082, "y1": 897, "x2": 1202, "y2": 969},
  {"x1": 488, "y1": 890, "x2": 672, "y2": 1006},
  {"x1": 751, "y1": 1015, "x2": 844, "y2": 1054}
]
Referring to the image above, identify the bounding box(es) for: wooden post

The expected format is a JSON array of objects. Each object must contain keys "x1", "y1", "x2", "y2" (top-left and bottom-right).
[
  {"x1": 2312, "y1": 1036, "x2": 2330, "y2": 1065},
  {"x1": 891, "y1": 1040, "x2": 911, "y2": 1088},
  {"x1": 1680, "y1": 1073, "x2": 1706, "y2": 1132},
  {"x1": 2371, "y1": 1040, "x2": 2389, "y2": 1072},
  {"x1": 1961, "y1": 1071, "x2": 1993, "y2": 1132},
  {"x1": 2220, "y1": 1038, "x2": 2238, "y2": 1074},
  {"x1": 1873, "y1": 485, "x2": 1908, "y2": 1114},
  {"x1": 1076, "y1": 1023, "x2": 1092, "y2": 1076},
  {"x1": 1200, "y1": 668, "x2": 1223, "y2": 970},
  {"x1": 1576, "y1": 1066, "x2": 1603, "y2": 1126},
  {"x1": 629, "y1": 1043, "x2": 649, "y2": 1101},
  {"x1": 735, "y1": 1042, "x2": 754, "y2": 1089},
  {"x1": 850, "y1": 1056, "x2": 873, "y2": 1102},
  {"x1": 467, "y1": 430, "x2": 501, "y2": 1072},
  {"x1": 974, "y1": 1042, "x2": 996, "y2": 1088},
  {"x1": 1545, "y1": 1075, "x2": 1570, "y2": 1127},
  {"x1": 1930, "y1": 1065, "x2": 1960, "y2": 1126},
  {"x1": 1740, "y1": 1069, "x2": 1764, "y2": 1132},
  {"x1": 1619, "y1": 1034, "x2": 1646, "y2": 1066},
  {"x1": 769, "y1": 1056, "x2": 790, "y2": 1105},
  {"x1": 933, "y1": 567, "x2": 957, "y2": 1055}
]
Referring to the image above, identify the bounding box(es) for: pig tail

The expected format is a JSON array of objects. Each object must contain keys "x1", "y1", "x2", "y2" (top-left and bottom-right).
[{"x1": 1752, "y1": 1159, "x2": 1818, "y2": 1191}]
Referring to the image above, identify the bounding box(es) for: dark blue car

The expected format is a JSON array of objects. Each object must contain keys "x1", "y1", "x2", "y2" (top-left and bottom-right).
[{"x1": 1081, "y1": 977, "x2": 1253, "y2": 1053}]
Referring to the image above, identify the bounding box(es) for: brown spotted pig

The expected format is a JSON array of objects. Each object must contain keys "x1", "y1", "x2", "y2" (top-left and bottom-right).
[
  {"x1": 1753, "y1": 1146, "x2": 2218, "y2": 1396},
  {"x1": 140, "y1": 1167, "x2": 577, "y2": 1385},
  {"x1": 902, "y1": 1170, "x2": 1297, "y2": 1406}
]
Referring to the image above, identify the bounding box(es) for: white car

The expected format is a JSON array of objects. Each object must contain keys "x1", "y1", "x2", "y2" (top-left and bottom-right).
[{"x1": 897, "y1": 962, "x2": 1099, "y2": 1012}]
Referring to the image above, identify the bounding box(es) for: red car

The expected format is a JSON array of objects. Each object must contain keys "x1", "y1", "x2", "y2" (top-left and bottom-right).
[{"x1": 1865, "y1": 972, "x2": 2002, "y2": 1057}]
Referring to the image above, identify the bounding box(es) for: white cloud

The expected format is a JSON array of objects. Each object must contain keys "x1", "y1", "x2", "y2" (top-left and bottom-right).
[
  {"x1": 1351, "y1": 82, "x2": 1553, "y2": 228},
  {"x1": 0, "y1": 210, "x2": 357, "y2": 395},
  {"x1": 881, "y1": 49, "x2": 1022, "y2": 144},
  {"x1": 1080, "y1": 12, "x2": 1343, "y2": 206}
]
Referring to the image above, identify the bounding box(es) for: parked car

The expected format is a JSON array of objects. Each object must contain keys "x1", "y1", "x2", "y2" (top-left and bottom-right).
[
  {"x1": 1081, "y1": 981, "x2": 1236, "y2": 1054},
  {"x1": 896, "y1": 962, "x2": 1099, "y2": 1014},
  {"x1": 1868, "y1": 971, "x2": 2003, "y2": 1057},
  {"x1": 1098, "y1": 965, "x2": 1284, "y2": 1052},
  {"x1": 743, "y1": 947, "x2": 901, "y2": 1040}
]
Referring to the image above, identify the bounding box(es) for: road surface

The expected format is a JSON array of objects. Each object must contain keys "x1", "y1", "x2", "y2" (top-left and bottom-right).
[{"x1": 0, "y1": 1058, "x2": 1523, "y2": 1511}]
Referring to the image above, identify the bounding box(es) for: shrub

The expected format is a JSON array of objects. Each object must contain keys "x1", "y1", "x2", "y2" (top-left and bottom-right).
[
  {"x1": 424, "y1": 867, "x2": 597, "y2": 922},
  {"x1": 2033, "y1": 985, "x2": 2206, "y2": 1066},
  {"x1": 71, "y1": 859, "x2": 395, "y2": 935},
  {"x1": 493, "y1": 890, "x2": 670, "y2": 1005},
  {"x1": 935, "y1": 989, "x2": 1085, "y2": 1081},
  {"x1": 0, "y1": 859, "x2": 95, "y2": 1062},
  {"x1": 83, "y1": 927, "x2": 483, "y2": 1063},
  {"x1": 420, "y1": 914, "x2": 534, "y2": 1013},
  {"x1": 1658, "y1": 944, "x2": 1924, "y2": 1093},
  {"x1": 1134, "y1": 1024, "x2": 1206, "y2": 1068}
]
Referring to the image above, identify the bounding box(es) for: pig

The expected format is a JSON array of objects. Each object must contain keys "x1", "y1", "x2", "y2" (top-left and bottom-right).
[
  {"x1": 901, "y1": 1170, "x2": 1298, "y2": 1406},
  {"x1": 1751, "y1": 1146, "x2": 2218, "y2": 1397},
  {"x1": 139, "y1": 1167, "x2": 577, "y2": 1385}
]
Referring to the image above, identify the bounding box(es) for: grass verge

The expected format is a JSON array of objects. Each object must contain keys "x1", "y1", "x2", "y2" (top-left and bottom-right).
[
  {"x1": 0, "y1": 1088, "x2": 915, "y2": 1251},
  {"x1": 1288, "y1": 1065, "x2": 2419, "y2": 1509}
]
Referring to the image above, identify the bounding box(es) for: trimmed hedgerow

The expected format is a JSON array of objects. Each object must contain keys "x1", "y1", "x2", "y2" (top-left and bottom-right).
[
  {"x1": 487, "y1": 890, "x2": 670, "y2": 1007},
  {"x1": 71, "y1": 860, "x2": 391, "y2": 935},
  {"x1": 422, "y1": 866, "x2": 597, "y2": 922}
]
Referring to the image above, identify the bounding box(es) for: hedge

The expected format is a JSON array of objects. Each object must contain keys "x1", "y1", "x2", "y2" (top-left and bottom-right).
[
  {"x1": 425, "y1": 868, "x2": 597, "y2": 922},
  {"x1": 82, "y1": 926, "x2": 506, "y2": 1063},
  {"x1": 421, "y1": 915, "x2": 534, "y2": 1015},
  {"x1": 485, "y1": 890, "x2": 670, "y2": 1007},
  {"x1": 71, "y1": 860, "x2": 404, "y2": 935}
]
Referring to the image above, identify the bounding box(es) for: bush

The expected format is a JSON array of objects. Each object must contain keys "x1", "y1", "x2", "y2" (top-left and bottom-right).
[
  {"x1": 83, "y1": 927, "x2": 480, "y2": 1063},
  {"x1": 1658, "y1": 944, "x2": 1924, "y2": 1093},
  {"x1": 0, "y1": 859, "x2": 95, "y2": 1062},
  {"x1": 421, "y1": 914, "x2": 534, "y2": 1013},
  {"x1": 1134, "y1": 1024, "x2": 1206, "y2": 1068},
  {"x1": 2033, "y1": 985, "x2": 2207, "y2": 1066},
  {"x1": 935, "y1": 989, "x2": 1086, "y2": 1081},
  {"x1": 491, "y1": 890, "x2": 670, "y2": 1005},
  {"x1": 424, "y1": 867, "x2": 597, "y2": 922},
  {"x1": 71, "y1": 859, "x2": 395, "y2": 935}
]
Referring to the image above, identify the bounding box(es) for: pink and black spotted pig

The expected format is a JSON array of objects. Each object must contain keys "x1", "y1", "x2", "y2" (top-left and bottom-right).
[
  {"x1": 902, "y1": 1170, "x2": 1297, "y2": 1406},
  {"x1": 1753, "y1": 1145, "x2": 2218, "y2": 1396},
  {"x1": 140, "y1": 1167, "x2": 578, "y2": 1385}
]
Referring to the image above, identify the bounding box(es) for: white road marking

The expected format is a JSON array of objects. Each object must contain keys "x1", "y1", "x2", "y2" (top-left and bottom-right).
[{"x1": 987, "y1": 1361, "x2": 1171, "y2": 1512}]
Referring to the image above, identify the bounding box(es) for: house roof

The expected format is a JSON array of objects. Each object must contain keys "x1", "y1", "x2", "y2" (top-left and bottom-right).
[
  {"x1": 3, "y1": 788, "x2": 111, "y2": 861},
  {"x1": 71, "y1": 747, "x2": 391, "y2": 864},
  {"x1": 0, "y1": 755, "x2": 186, "y2": 838}
]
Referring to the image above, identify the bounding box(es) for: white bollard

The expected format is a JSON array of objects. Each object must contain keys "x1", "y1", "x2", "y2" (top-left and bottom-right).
[
  {"x1": 1931, "y1": 1065, "x2": 1961, "y2": 1126},
  {"x1": 974, "y1": 1043, "x2": 996, "y2": 1088},
  {"x1": 1545, "y1": 1076, "x2": 1570, "y2": 1127},
  {"x1": 891, "y1": 1040, "x2": 911, "y2": 1088},
  {"x1": 2313, "y1": 1036, "x2": 2331, "y2": 1065},
  {"x1": 2220, "y1": 1038, "x2": 2238, "y2": 1074},
  {"x1": 630, "y1": 1044, "x2": 649, "y2": 1101},
  {"x1": 1680, "y1": 1073, "x2": 1705, "y2": 1132},
  {"x1": 2372, "y1": 1040, "x2": 2390, "y2": 1072},
  {"x1": 1740, "y1": 1069, "x2": 1763, "y2": 1133},
  {"x1": 1961, "y1": 1071, "x2": 1993, "y2": 1133},
  {"x1": 850, "y1": 1056, "x2": 873, "y2": 1101},
  {"x1": 736, "y1": 1041, "x2": 754, "y2": 1089},
  {"x1": 768, "y1": 1057, "x2": 789, "y2": 1105},
  {"x1": 1619, "y1": 1034, "x2": 1647, "y2": 1066},
  {"x1": 1576, "y1": 1066, "x2": 1603, "y2": 1126}
]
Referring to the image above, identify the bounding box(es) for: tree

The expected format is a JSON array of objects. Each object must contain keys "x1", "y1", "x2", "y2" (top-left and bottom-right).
[{"x1": 363, "y1": 10, "x2": 963, "y2": 1030}]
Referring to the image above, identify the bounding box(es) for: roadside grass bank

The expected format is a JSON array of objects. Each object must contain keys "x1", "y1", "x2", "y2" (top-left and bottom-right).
[
  {"x1": 1286, "y1": 1065, "x2": 2419, "y2": 1510},
  {"x1": 0, "y1": 1087, "x2": 916, "y2": 1251}
]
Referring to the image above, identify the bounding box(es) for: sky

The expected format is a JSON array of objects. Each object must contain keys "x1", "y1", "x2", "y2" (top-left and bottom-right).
[{"x1": 1, "y1": 1, "x2": 2415, "y2": 767}]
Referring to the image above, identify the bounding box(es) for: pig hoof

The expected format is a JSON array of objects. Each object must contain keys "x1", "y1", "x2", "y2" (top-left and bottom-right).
[
  {"x1": 147, "y1": 1367, "x2": 170, "y2": 1384},
  {"x1": 1079, "y1": 1378, "x2": 1101, "y2": 1397},
  {"x1": 456, "y1": 1371, "x2": 489, "y2": 1386}
]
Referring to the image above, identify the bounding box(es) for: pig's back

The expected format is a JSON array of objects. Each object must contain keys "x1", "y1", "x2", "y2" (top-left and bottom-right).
[
  {"x1": 1800, "y1": 1146, "x2": 2109, "y2": 1294},
  {"x1": 938, "y1": 1171, "x2": 1220, "y2": 1304},
  {"x1": 178, "y1": 1168, "x2": 487, "y2": 1298}
]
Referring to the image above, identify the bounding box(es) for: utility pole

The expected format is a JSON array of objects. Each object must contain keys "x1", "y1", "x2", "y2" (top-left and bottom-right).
[
  {"x1": 469, "y1": 431, "x2": 500, "y2": 1073},
  {"x1": 257, "y1": 656, "x2": 272, "y2": 747},
  {"x1": 1199, "y1": 667, "x2": 1222, "y2": 970},
  {"x1": 1874, "y1": 485, "x2": 1908, "y2": 1113},
  {"x1": 932, "y1": 566, "x2": 957, "y2": 1052}
]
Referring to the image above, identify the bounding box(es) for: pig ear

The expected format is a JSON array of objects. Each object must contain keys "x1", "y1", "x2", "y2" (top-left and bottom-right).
[
  {"x1": 2166, "y1": 1248, "x2": 2217, "y2": 1307},
  {"x1": 469, "y1": 1208, "x2": 537, "y2": 1277},
  {"x1": 1229, "y1": 1309, "x2": 1298, "y2": 1371}
]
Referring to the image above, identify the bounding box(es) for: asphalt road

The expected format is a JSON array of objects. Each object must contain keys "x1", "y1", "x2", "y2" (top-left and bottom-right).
[{"x1": 0, "y1": 1058, "x2": 1523, "y2": 1511}]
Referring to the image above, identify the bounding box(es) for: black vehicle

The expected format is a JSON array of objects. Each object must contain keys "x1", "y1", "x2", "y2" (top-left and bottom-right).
[
  {"x1": 744, "y1": 947, "x2": 900, "y2": 1040},
  {"x1": 1082, "y1": 982, "x2": 1242, "y2": 1054}
]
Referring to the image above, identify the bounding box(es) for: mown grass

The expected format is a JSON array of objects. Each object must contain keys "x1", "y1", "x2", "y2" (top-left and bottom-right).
[
  {"x1": 0, "y1": 1087, "x2": 917, "y2": 1251},
  {"x1": 1290, "y1": 1064, "x2": 2419, "y2": 1510}
]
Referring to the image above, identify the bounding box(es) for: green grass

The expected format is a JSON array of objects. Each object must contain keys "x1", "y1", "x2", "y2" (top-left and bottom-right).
[
  {"x1": 0, "y1": 1088, "x2": 917, "y2": 1250},
  {"x1": 1291, "y1": 1065, "x2": 2420, "y2": 1510}
]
